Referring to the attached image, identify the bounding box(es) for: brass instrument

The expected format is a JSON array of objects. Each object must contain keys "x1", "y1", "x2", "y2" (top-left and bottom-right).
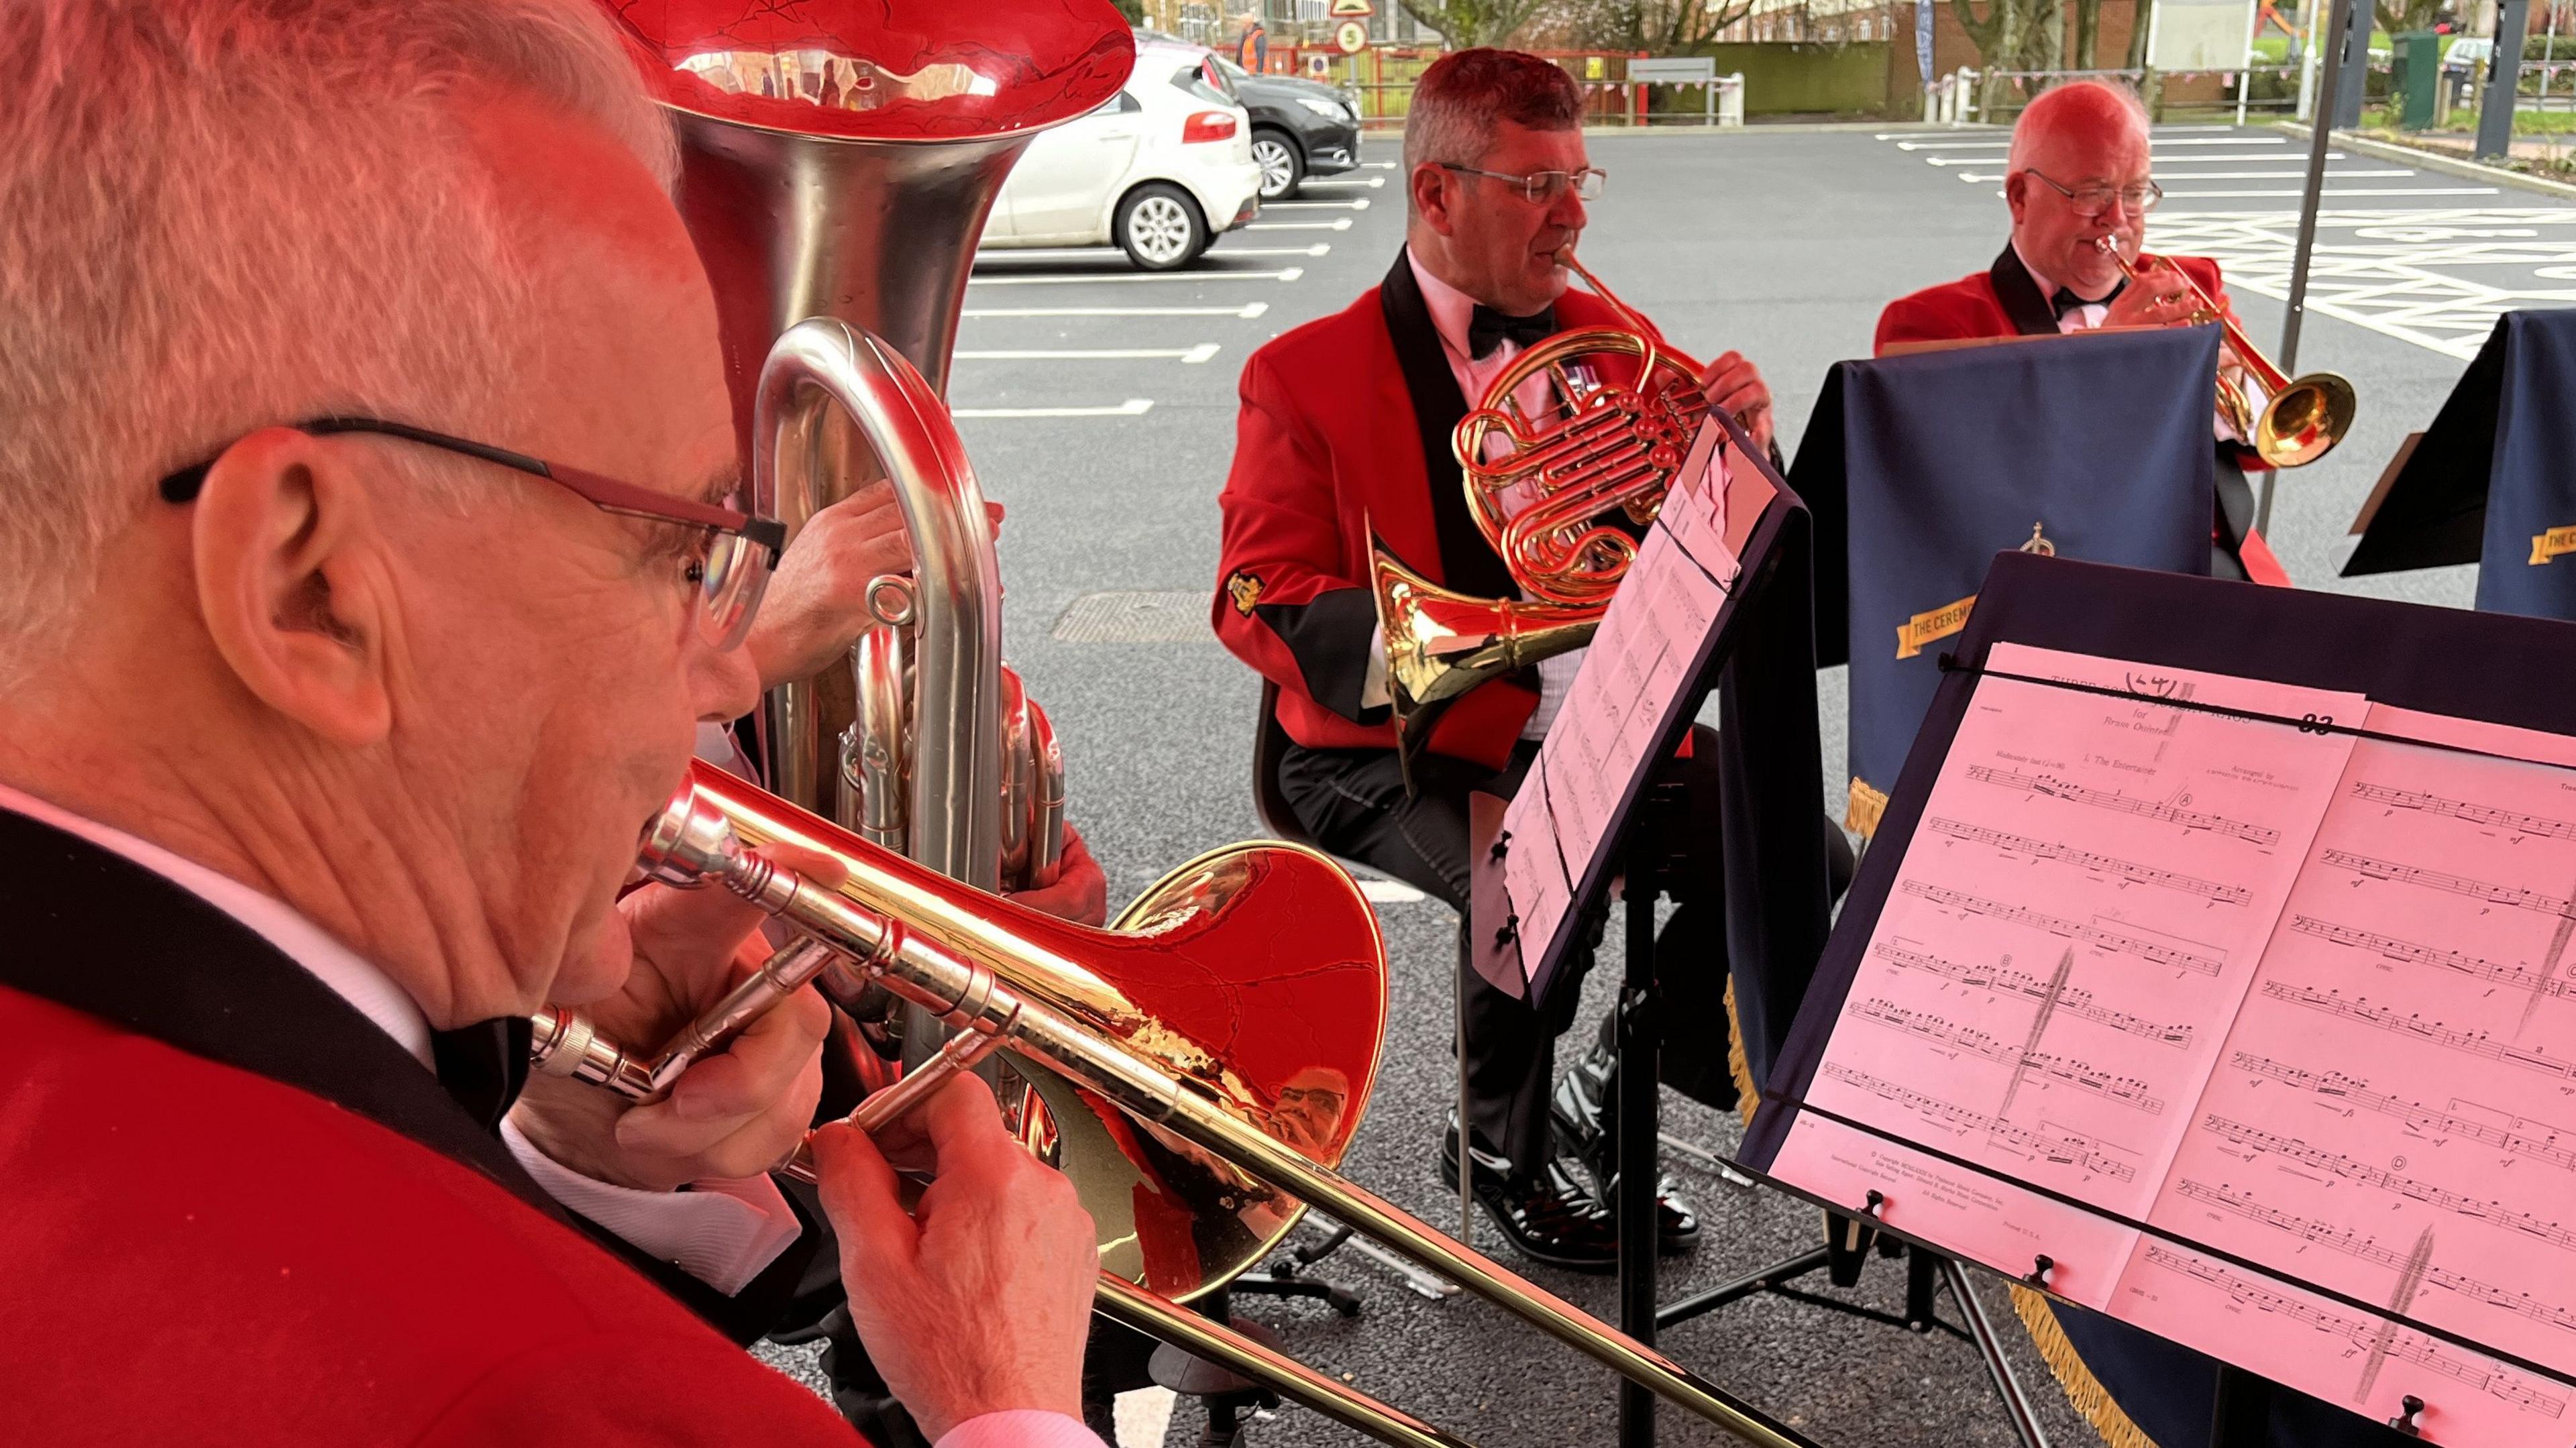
[
  {"x1": 608, "y1": 0, "x2": 1105, "y2": 905},
  {"x1": 2094, "y1": 236, "x2": 2357, "y2": 469},
  {"x1": 537, "y1": 760, "x2": 1818, "y2": 1448},
  {"x1": 1371, "y1": 249, "x2": 1712, "y2": 766}
]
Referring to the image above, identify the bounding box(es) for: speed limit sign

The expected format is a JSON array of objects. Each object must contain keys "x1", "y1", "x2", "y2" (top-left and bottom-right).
[{"x1": 1334, "y1": 19, "x2": 1367, "y2": 54}]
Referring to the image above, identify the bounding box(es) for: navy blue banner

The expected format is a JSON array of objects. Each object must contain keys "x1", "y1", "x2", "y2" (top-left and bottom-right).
[
  {"x1": 2475, "y1": 309, "x2": 2576, "y2": 619},
  {"x1": 1794, "y1": 327, "x2": 2217, "y2": 819}
]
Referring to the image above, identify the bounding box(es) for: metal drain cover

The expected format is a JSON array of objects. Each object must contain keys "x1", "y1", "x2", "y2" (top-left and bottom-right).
[{"x1": 1050, "y1": 590, "x2": 1216, "y2": 644}]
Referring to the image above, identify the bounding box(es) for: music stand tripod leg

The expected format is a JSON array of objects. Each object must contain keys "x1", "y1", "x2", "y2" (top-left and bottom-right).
[
  {"x1": 1617, "y1": 783, "x2": 1680, "y2": 1448},
  {"x1": 1939, "y1": 1256, "x2": 2055, "y2": 1448}
]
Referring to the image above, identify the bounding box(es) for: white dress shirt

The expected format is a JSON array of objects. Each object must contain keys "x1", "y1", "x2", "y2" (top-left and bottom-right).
[
  {"x1": 2013, "y1": 240, "x2": 2112, "y2": 334},
  {"x1": 1360, "y1": 247, "x2": 1585, "y2": 740}
]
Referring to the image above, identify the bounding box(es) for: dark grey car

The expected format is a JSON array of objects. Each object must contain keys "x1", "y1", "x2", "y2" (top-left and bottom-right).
[{"x1": 1212, "y1": 55, "x2": 1360, "y2": 201}]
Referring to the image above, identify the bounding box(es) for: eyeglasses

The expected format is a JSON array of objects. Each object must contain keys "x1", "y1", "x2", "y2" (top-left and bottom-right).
[
  {"x1": 1436, "y1": 162, "x2": 1607, "y2": 205},
  {"x1": 156, "y1": 416, "x2": 786, "y2": 652},
  {"x1": 2020, "y1": 169, "x2": 2163, "y2": 219}
]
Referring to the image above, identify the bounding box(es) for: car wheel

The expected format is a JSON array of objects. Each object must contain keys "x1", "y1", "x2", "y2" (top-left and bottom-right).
[
  {"x1": 1252, "y1": 129, "x2": 1303, "y2": 201},
  {"x1": 1116, "y1": 182, "x2": 1207, "y2": 271}
]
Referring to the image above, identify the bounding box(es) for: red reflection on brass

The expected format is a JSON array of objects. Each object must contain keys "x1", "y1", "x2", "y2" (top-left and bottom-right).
[{"x1": 600, "y1": 1, "x2": 1132, "y2": 140}]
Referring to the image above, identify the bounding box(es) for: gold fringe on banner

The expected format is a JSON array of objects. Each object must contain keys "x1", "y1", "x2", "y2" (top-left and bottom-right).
[
  {"x1": 1723, "y1": 976, "x2": 1756, "y2": 1126},
  {"x1": 2008, "y1": 1284, "x2": 2162, "y2": 1448}
]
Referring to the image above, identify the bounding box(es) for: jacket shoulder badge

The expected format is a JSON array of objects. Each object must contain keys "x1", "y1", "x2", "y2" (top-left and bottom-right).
[{"x1": 1226, "y1": 571, "x2": 1265, "y2": 615}]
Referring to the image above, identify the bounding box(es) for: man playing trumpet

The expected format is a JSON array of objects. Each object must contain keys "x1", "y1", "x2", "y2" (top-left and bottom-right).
[
  {"x1": 1212, "y1": 46, "x2": 1773, "y2": 1270},
  {"x1": 0, "y1": 3, "x2": 1102, "y2": 1444},
  {"x1": 1874, "y1": 79, "x2": 2288, "y2": 583}
]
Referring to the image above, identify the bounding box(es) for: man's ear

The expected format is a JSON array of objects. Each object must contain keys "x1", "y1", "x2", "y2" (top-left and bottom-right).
[
  {"x1": 2002, "y1": 170, "x2": 2030, "y2": 227},
  {"x1": 1409, "y1": 162, "x2": 1452, "y2": 235},
  {"x1": 189, "y1": 428, "x2": 394, "y2": 747}
]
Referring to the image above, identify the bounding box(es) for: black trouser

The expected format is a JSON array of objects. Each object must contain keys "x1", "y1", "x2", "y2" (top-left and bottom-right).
[{"x1": 1278, "y1": 725, "x2": 1730, "y2": 1172}]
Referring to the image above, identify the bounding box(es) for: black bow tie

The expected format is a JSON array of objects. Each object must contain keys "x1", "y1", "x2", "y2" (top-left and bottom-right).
[
  {"x1": 2049, "y1": 278, "x2": 2125, "y2": 319},
  {"x1": 431, "y1": 1015, "x2": 533, "y2": 1133},
  {"x1": 1466, "y1": 302, "x2": 1556, "y2": 360}
]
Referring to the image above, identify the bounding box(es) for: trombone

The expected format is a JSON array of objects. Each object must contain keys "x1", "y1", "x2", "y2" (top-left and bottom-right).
[
  {"x1": 534, "y1": 759, "x2": 1817, "y2": 1448},
  {"x1": 2094, "y1": 236, "x2": 2357, "y2": 469}
]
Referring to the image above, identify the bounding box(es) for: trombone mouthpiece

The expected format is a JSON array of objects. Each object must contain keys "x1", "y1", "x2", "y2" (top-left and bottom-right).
[{"x1": 637, "y1": 789, "x2": 739, "y2": 888}]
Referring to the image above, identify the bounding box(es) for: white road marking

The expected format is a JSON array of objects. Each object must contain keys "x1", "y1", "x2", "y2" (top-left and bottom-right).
[
  {"x1": 1362, "y1": 160, "x2": 1397, "y2": 169},
  {"x1": 1925, "y1": 149, "x2": 2322, "y2": 166},
  {"x1": 1358, "y1": 878, "x2": 1428, "y2": 903},
  {"x1": 963, "y1": 302, "x2": 1269, "y2": 319},
  {"x1": 1955, "y1": 166, "x2": 2398, "y2": 182},
  {"x1": 1248, "y1": 217, "x2": 1354, "y2": 231},
  {"x1": 2160, "y1": 186, "x2": 2500, "y2": 198},
  {"x1": 967, "y1": 266, "x2": 1305, "y2": 285},
  {"x1": 953, "y1": 398, "x2": 1154, "y2": 418},
  {"x1": 1906, "y1": 134, "x2": 2288, "y2": 152},
  {"x1": 1299, "y1": 174, "x2": 1387, "y2": 188},
  {"x1": 953, "y1": 345, "x2": 1220, "y2": 363},
  {"x1": 2149, "y1": 207, "x2": 2576, "y2": 359},
  {"x1": 1210, "y1": 243, "x2": 1332, "y2": 256},
  {"x1": 1266, "y1": 197, "x2": 1370, "y2": 210}
]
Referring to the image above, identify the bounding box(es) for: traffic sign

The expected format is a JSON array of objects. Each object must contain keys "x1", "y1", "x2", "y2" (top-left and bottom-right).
[
  {"x1": 1329, "y1": 0, "x2": 1375, "y2": 15},
  {"x1": 1334, "y1": 19, "x2": 1368, "y2": 53}
]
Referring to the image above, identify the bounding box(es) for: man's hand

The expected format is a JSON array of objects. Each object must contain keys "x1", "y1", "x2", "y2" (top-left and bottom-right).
[
  {"x1": 1007, "y1": 822, "x2": 1108, "y2": 926},
  {"x1": 1695, "y1": 350, "x2": 1773, "y2": 455},
  {"x1": 508, "y1": 850, "x2": 834, "y2": 1191},
  {"x1": 2102, "y1": 258, "x2": 2201, "y2": 330},
  {"x1": 812, "y1": 1074, "x2": 1098, "y2": 1443},
  {"x1": 745, "y1": 482, "x2": 1010, "y2": 692}
]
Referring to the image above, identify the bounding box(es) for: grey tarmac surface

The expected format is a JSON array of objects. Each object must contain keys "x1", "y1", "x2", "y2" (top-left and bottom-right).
[{"x1": 757, "y1": 123, "x2": 2550, "y2": 1446}]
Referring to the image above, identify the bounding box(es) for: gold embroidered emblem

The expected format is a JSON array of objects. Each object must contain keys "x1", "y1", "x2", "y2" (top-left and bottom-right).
[
  {"x1": 1226, "y1": 571, "x2": 1265, "y2": 615},
  {"x1": 1845, "y1": 777, "x2": 1890, "y2": 838},
  {"x1": 1896, "y1": 593, "x2": 1979, "y2": 661},
  {"x1": 2532, "y1": 526, "x2": 2576, "y2": 566}
]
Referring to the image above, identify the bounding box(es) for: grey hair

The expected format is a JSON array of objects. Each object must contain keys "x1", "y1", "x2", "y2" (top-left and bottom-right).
[
  {"x1": 0, "y1": 0, "x2": 676, "y2": 689},
  {"x1": 1401, "y1": 48, "x2": 1583, "y2": 219},
  {"x1": 2006, "y1": 79, "x2": 2151, "y2": 172}
]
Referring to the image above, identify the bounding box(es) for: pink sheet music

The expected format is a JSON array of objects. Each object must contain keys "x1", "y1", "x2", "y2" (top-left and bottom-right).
[
  {"x1": 1770, "y1": 649, "x2": 2576, "y2": 1443},
  {"x1": 1497, "y1": 426, "x2": 1742, "y2": 987}
]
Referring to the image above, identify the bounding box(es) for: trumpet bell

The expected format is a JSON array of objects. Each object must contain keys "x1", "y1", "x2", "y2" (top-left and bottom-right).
[
  {"x1": 684, "y1": 761, "x2": 1388, "y2": 1304},
  {"x1": 2252, "y1": 370, "x2": 2359, "y2": 471}
]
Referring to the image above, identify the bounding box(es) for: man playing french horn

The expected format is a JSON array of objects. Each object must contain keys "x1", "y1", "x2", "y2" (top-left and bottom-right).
[
  {"x1": 0, "y1": 3, "x2": 1108, "y2": 1445},
  {"x1": 1214, "y1": 46, "x2": 1773, "y2": 1271}
]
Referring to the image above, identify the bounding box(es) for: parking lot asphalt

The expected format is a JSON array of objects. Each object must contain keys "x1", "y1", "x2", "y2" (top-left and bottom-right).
[{"x1": 755, "y1": 124, "x2": 2555, "y2": 1447}]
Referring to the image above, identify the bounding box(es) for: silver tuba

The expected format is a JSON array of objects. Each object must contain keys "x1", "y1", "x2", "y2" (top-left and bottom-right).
[{"x1": 603, "y1": 1, "x2": 1131, "y2": 895}]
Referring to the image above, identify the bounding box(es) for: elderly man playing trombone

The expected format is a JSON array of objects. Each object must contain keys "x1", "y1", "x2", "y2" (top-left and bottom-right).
[
  {"x1": 1874, "y1": 78, "x2": 2290, "y2": 583},
  {"x1": 0, "y1": 4, "x2": 1104, "y2": 1445}
]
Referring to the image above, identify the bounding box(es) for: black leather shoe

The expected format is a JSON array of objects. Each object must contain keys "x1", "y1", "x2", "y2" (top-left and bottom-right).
[
  {"x1": 1437, "y1": 1129, "x2": 1619, "y2": 1272},
  {"x1": 1552, "y1": 1066, "x2": 1705, "y2": 1255}
]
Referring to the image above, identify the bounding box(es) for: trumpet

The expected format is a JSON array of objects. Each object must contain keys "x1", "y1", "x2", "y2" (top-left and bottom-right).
[
  {"x1": 532, "y1": 759, "x2": 1817, "y2": 1448},
  {"x1": 2094, "y1": 236, "x2": 2356, "y2": 469},
  {"x1": 1371, "y1": 248, "x2": 1715, "y2": 769}
]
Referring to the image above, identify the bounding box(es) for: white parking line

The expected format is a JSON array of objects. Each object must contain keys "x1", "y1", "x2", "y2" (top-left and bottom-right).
[
  {"x1": 1301, "y1": 174, "x2": 1387, "y2": 188},
  {"x1": 954, "y1": 398, "x2": 1154, "y2": 419},
  {"x1": 1266, "y1": 197, "x2": 1370, "y2": 211},
  {"x1": 963, "y1": 303, "x2": 1269, "y2": 319},
  {"x1": 967, "y1": 267, "x2": 1305, "y2": 285},
  {"x1": 1361, "y1": 160, "x2": 1397, "y2": 169},
  {"x1": 955, "y1": 345, "x2": 1220, "y2": 363},
  {"x1": 1212, "y1": 244, "x2": 1332, "y2": 256},
  {"x1": 1956, "y1": 166, "x2": 2396, "y2": 182},
  {"x1": 1925, "y1": 150, "x2": 2326, "y2": 166},
  {"x1": 1248, "y1": 218, "x2": 1354, "y2": 231},
  {"x1": 2161, "y1": 186, "x2": 2501, "y2": 198}
]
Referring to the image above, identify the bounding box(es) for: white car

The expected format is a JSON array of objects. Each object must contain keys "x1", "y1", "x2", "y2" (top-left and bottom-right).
[{"x1": 981, "y1": 38, "x2": 1263, "y2": 270}]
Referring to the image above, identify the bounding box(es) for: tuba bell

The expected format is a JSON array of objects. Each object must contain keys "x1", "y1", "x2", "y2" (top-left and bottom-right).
[
  {"x1": 604, "y1": 1, "x2": 1132, "y2": 897},
  {"x1": 1370, "y1": 247, "x2": 1712, "y2": 766}
]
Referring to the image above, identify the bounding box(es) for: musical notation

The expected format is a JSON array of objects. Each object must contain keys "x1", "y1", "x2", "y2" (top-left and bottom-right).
[
  {"x1": 2320, "y1": 850, "x2": 2576, "y2": 919},
  {"x1": 1849, "y1": 998, "x2": 2166, "y2": 1115},
  {"x1": 2178, "y1": 1181, "x2": 2576, "y2": 1339},
  {"x1": 2288, "y1": 915, "x2": 2572, "y2": 1004},
  {"x1": 1925, "y1": 818, "x2": 2251, "y2": 904},
  {"x1": 2351, "y1": 781, "x2": 2576, "y2": 843},
  {"x1": 1819, "y1": 1062, "x2": 2138, "y2": 1182},
  {"x1": 2199, "y1": 1115, "x2": 2576, "y2": 1254},
  {"x1": 1872, "y1": 943, "x2": 2197, "y2": 1047},
  {"x1": 2260, "y1": 981, "x2": 2576, "y2": 1082},
  {"x1": 1899, "y1": 881, "x2": 2225, "y2": 977},
  {"x1": 2230, "y1": 1052, "x2": 2576, "y2": 1174},
  {"x1": 2141, "y1": 1246, "x2": 2571, "y2": 1416},
  {"x1": 1966, "y1": 764, "x2": 2279, "y2": 845}
]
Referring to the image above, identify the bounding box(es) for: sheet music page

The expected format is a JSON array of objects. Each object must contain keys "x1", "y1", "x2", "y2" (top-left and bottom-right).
[
  {"x1": 1772, "y1": 643, "x2": 2366, "y2": 1308},
  {"x1": 1495, "y1": 435, "x2": 1739, "y2": 987},
  {"x1": 2115, "y1": 705, "x2": 2576, "y2": 1439}
]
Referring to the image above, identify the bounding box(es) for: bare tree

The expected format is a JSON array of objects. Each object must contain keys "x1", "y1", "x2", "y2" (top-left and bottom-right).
[
  {"x1": 1955, "y1": 0, "x2": 2064, "y2": 103},
  {"x1": 1398, "y1": 0, "x2": 1555, "y2": 45},
  {"x1": 1555, "y1": 0, "x2": 1760, "y2": 48}
]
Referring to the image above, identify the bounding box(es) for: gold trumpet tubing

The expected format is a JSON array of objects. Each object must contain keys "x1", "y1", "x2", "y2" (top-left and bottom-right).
[
  {"x1": 1555, "y1": 247, "x2": 1704, "y2": 376},
  {"x1": 654, "y1": 778, "x2": 1814, "y2": 1448},
  {"x1": 1458, "y1": 390, "x2": 1638, "y2": 490}
]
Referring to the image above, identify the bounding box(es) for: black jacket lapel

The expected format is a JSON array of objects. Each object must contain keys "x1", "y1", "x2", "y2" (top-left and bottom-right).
[
  {"x1": 0, "y1": 807, "x2": 558, "y2": 1215},
  {"x1": 1380, "y1": 248, "x2": 1519, "y2": 600},
  {"x1": 1988, "y1": 243, "x2": 2065, "y2": 338}
]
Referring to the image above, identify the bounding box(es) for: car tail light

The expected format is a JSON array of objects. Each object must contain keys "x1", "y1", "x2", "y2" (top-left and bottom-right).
[{"x1": 1181, "y1": 110, "x2": 1238, "y2": 144}]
